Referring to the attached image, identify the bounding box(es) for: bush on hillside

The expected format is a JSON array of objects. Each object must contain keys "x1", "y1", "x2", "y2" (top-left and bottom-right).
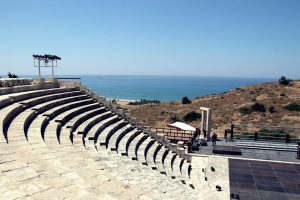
[
  {"x1": 251, "y1": 103, "x2": 266, "y2": 112},
  {"x1": 182, "y1": 96, "x2": 191, "y2": 104},
  {"x1": 239, "y1": 107, "x2": 252, "y2": 115},
  {"x1": 184, "y1": 111, "x2": 201, "y2": 122},
  {"x1": 128, "y1": 99, "x2": 160, "y2": 105},
  {"x1": 239, "y1": 103, "x2": 266, "y2": 115},
  {"x1": 278, "y1": 76, "x2": 290, "y2": 85},
  {"x1": 269, "y1": 106, "x2": 276, "y2": 113},
  {"x1": 111, "y1": 99, "x2": 117, "y2": 104},
  {"x1": 283, "y1": 103, "x2": 300, "y2": 112},
  {"x1": 7, "y1": 72, "x2": 18, "y2": 78},
  {"x1": 170, "y1": 114, "x2": 183, "y2": 123}
]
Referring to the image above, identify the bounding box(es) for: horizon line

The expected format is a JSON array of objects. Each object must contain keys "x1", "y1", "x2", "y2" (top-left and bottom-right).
[{"x1": 0, "y1": 73, "x2": 282, "y2": 80}]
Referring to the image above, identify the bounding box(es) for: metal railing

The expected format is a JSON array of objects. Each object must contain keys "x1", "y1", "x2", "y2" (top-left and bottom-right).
[{"x1": 233, "y1": 131, "x2": 300, "y2": 143}]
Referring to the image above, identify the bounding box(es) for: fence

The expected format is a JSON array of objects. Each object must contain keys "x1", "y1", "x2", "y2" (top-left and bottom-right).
[
  {"x1": 150, "y1": 127, "x2": 194, "y2": 142},
  {"x1": 232, "y1": 123, "x2": 300, "y2": 143}
]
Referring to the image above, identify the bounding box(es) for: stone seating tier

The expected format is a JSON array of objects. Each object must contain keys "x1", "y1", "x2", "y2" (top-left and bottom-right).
[{"x1": 0, "y1": 85, "x2": 200, "y2": 199}]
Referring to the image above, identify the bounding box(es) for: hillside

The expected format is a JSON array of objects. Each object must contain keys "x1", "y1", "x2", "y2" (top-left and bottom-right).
[{"x1": 122, "y1": 80, "x2": 300, "y2": 137}]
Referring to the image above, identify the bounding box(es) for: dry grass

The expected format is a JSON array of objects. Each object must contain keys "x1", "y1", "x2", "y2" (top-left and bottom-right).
[{"x1": 121, "y1": 80, "x2": 300, "y2": 137}]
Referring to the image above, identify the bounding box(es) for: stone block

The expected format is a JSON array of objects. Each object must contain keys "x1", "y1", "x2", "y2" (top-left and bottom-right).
[{"x1": 34, "y1": 77, "x2": 45, "y2": 84}]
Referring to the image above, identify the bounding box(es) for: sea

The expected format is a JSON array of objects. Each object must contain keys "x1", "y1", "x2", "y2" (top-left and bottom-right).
[
  {"x1": 78, "y1": 75, "x2": 273, "y2": 102},
  {"x1": 7, "y1": 75, "x2": 274, "y2": 102}
]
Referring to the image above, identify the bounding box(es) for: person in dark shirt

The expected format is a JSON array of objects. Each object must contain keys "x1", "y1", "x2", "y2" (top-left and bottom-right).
[
  {"x1": 203, "y1": 129, "x2": 207, "y2": 138},
  {"x1": 212, "y1": 132, "x2": 217, "y2": 146}
]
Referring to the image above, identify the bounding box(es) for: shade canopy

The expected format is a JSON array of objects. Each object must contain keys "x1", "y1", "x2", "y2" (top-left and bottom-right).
[{"x1": 167, "y1": 122, "x2": 196, "y2": 132}]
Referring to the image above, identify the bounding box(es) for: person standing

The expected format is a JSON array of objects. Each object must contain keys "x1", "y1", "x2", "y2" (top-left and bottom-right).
[
  {"x1": 203, "y1": 129, "x2": 207, "y2": 139},
  {"x1": 212, "y1": 132, "x2": 217, "y2": 146}
]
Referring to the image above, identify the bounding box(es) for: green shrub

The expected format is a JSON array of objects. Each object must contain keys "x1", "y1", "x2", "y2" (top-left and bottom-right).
[
  {"x1": 283, "y1": 103, "x2": 300, "y2": 112},
  {"x1": 182, "y1": 96, "x2": 191, "y2": 104},
  {"x1": 269, "y1": 106, "x2": 276, "y2": 113},
  {"x1": 128, "y1": 99, "x2": 161, "y2": 105},
  {"x1": 7, "y1": 72, "x2": 18, "y2": 78},
  {"x1": 278, "y1": 76, "x2": 290, "y2": 85},
  {"x1": 170, "y1": 114, "x2": 183, "y2": 123},
  {"x1": 111, "y1": 99, "x2": 117, "y2": 104},
  {"x1": 251, "y1": 103, "x2": 266, "y2": 112},
  {"x1": 239, "y1": 103, "x2": 266, "y2": 114},
  {"x1": 239, "y1": 107, "x2": 252, "y2": 115},
  {"x1": 184, "y1": 111, "x2": 201, "y2": 122}
]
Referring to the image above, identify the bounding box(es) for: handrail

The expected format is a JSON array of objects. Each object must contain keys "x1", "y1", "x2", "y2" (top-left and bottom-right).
[
  {"x1": 57, "y1": 77, "x2": 81, "y2": 80},
  {"x1": 150, "y1": 127, "x2": 193, "y2": 142}
]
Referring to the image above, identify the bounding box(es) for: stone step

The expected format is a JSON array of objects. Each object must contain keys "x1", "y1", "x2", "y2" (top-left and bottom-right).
[
  {"x1": 107, "y1": 124, "x2": 133, "y2": 151},
  {"x1": 84, "y1": 115, "x2": 120, "y2": 149},
  {"x1": 80, "y1": 112, "x2": 114, "y2": 138},
  {"x1": 116, "y1": 128, "x2": 138, "y2": 154},
  {"x1": 136, "y1": 137, "x2": 153, "y2": 165},
  {"x1": 24, "y1": 94, "x2": 90, "y2": 139},
  {"x1": 98, "y1": 120, "x2": 127, "y2": 148},
  {"x1": 95, "y1": 119, "x2": 126, "y2": 148},
  {"x1": 65, "y1": 107, "x2": 106, "y2": 129},
  {"x1": 40, "y1": 98, "x2": 95, "y2": 140},
  {"x1": 127, "y1": 132, "x2": 147, "y2": 160},
  {"x1": 54, "y1": 103, "x2": 101, "y2": 143},
  {"x1": 154, "y1": 145, "x2": 168, "y2": 175},
  {"x1": 145, "y1": 141, "x2": 160, "y2": 170},
  {"x1": 163, "y1": 150, "x2": 176, "y2": 178},
  {"x1": 1, "y1": 90, "x2": 82, "y2": 142}
]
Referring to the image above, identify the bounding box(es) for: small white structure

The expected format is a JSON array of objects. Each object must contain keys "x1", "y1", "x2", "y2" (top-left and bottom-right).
[
  {"x1": 200, "y1": 107, "x2": 212, "y2": 139},
  {"x1": 167, "y1": 122, "x2": 196, "y2": 132}
]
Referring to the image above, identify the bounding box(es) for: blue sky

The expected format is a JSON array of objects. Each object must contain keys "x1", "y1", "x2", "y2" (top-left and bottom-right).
[{"x1": 0, "y1": 0, "x2": 299, "y2": 78}]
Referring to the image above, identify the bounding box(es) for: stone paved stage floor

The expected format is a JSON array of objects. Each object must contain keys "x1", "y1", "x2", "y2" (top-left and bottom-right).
[
  {"x1": 229, "y1": 159, "x2": 300, "y2": 200},
  {"x1": 194, "y1": 139, "x2": 300, "y2": 163}
]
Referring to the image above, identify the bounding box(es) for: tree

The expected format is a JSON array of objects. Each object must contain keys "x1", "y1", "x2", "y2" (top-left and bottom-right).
[
  {"x1": 251, "y1": 103, "x2": 266, "y2": 112},
  {"x1": 278, "y1": 76, "x2": 289, "y2": 85},
  {"x1": 182, "y1": 96, "x2": 191, "y2": 104},
  {"x1": 184, "y1": 111, "x2": 201, "y2": 122},
  {"x1": 7, "y1": 72, "x2": 18, "y2": 78}
]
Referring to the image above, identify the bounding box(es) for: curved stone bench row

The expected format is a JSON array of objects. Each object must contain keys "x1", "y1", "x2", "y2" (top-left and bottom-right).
[
  {"x1": 107, "y1": 124, "x2": 134, "y2": 151},
  {"x1": 40, "y1": 98, "x2": 95, "y2": 140},
  {"x1": 0, "y1": 87, "x2": 77, "y2": 109},
  {"x1": 1, "y1": 87, "x2": 197, "y2": 195},
  {"x1": 58, "y1": 107, "x2": 107, "y2": 146},
  {"x1": 69, "y1": 107, "x2": 108, "y2": 140},
  {"x1": 87, "y1": 116, "x2": 122, "y2": 148},
  {"x1": 23, "y1": 93, "x2": 88, "y2": 139},
  {"x1": 54, "y1": 103, "x2": 101, "y2": 143},
  {"x1": 70, "y1": 111, "x2": 194, "y2": 187},
  {"x1": 0, "y1": 88, "x2": 80, "y2": 142}
]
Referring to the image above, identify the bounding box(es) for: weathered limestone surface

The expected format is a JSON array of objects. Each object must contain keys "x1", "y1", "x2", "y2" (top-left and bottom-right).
[
  {"x1": 0, "y1": 86, "x2": 201, "y2": 200},
  {"x1": 191, "y1": 156, "x2": 230, "y2": 200}
]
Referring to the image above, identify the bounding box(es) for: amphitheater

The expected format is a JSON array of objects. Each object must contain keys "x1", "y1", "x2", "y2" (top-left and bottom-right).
[{"x1": 0, "y1": 78, "x2": 300, "y2": 200}]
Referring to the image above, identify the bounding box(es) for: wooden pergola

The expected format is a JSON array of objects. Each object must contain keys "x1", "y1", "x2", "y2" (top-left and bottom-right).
[{"x1": 33, "y1": 54, "x2": 61, "y2": 77}]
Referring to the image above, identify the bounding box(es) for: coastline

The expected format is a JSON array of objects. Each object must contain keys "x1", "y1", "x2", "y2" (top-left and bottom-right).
[{"x1": 106, "y1": 98, "x2": 136, "y2": 106}]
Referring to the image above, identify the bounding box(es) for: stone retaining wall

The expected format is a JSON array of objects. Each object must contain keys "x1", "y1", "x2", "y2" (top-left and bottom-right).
[
  {"x1": 0, "y1": 81, "x2": 59, "y2": 95},
  {"x1": 0, "y1": 78, "x2": 32, "y2": 88}
]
